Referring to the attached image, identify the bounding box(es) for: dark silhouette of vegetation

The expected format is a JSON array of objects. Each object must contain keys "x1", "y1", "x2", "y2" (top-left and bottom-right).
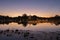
[{"x1": 0, "y1": 14, "x2": 60, "y2": 26}]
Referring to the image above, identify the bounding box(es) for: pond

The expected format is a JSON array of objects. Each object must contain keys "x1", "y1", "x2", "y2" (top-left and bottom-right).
[
  {"x1": 0, "y1": 22, "x2": 60, "y2": 40},
  {"x1": 0, "y1": 22, "x2": 60, "y2": 31}
]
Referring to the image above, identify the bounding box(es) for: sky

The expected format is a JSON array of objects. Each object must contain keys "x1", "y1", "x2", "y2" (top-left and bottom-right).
[{"x1": 0, "y1": 0, "x2": 60, "y2": 17}]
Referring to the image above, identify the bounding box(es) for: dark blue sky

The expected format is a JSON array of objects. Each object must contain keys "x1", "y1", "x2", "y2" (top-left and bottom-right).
[{"x1": 0, "y1": 0, "x2": 60, "y2": 17}]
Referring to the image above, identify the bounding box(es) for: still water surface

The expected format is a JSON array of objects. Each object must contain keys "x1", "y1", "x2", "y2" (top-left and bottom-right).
[{"x1": 0, "y1": 22, "x2": 60, "y2": 32}]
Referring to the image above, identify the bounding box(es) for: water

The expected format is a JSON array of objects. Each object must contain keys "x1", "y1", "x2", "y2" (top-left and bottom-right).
[
  {"x1": 0, "y1": 22, "x2": 60, "y2": 31},
  {"x1": 0, "y1": 22, "x2": 60, "y2": 40}
]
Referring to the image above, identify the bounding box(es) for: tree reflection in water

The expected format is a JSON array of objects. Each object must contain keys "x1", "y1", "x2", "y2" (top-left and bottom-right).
[
  {"x1": 0, "y1": 14, "x2": 60, "y2": 40},
  {"x1": 0, "y1": 14, "x2": 60, "y2": 27}
]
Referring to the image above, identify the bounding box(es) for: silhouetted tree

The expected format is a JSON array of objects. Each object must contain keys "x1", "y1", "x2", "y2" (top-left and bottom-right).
[
  {"x1": 55, "y1": 15, "x2": 60, "y2": 17},
  {"x1": 31, "y1": 15, "x2": 37, "y2": 20},
  {"x1": 21, "y1": 14, "x2": 28, "y2": 22}
]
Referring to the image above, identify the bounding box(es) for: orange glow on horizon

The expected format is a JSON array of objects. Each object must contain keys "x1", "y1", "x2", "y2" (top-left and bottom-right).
[{"x1": 0, "y1": 9, "x2": 60, "y2": 17}]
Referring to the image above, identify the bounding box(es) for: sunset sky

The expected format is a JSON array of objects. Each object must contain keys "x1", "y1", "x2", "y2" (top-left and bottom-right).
[{"x1": 0, "y1": 0, "x2": 60, "y2": 17}]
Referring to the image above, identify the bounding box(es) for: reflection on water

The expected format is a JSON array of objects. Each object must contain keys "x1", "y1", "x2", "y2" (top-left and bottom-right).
[
  {"x1": 0, "y1": 20, "x2": 60, "y2": 26},
  {"x1": 0, "y1": 14, "x2": 60, "y2": 31},
  {"x1": 0, "y1": 21, "x2": 60, "y2": 31},
  {"x1": 0, "y1": 16, "x2": 60, "y2": 40}
]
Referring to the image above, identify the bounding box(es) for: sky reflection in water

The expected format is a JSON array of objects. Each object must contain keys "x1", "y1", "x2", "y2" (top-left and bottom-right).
[{"x1": 0, "y1": 22, "x2": 60, "y2": 32}]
